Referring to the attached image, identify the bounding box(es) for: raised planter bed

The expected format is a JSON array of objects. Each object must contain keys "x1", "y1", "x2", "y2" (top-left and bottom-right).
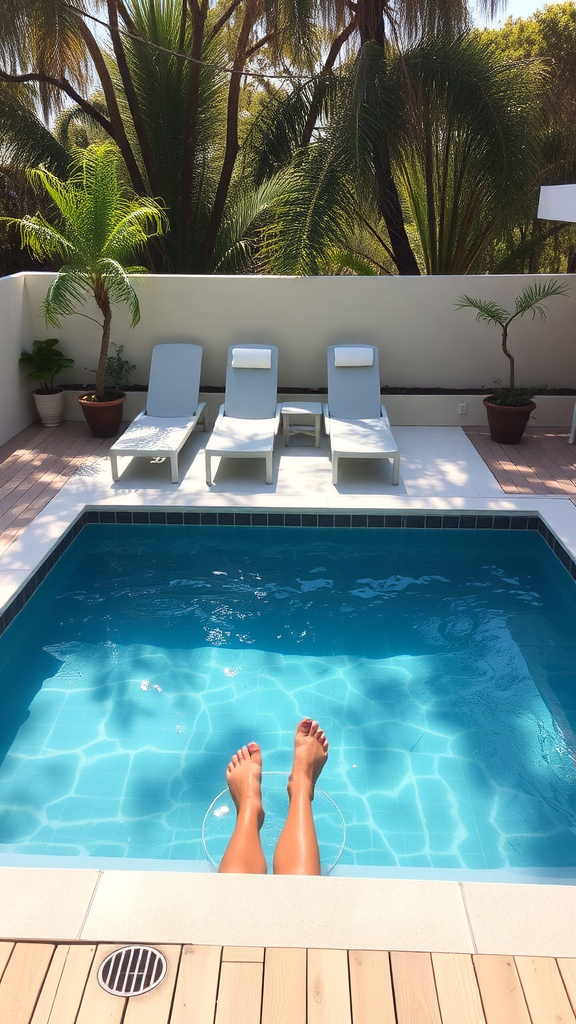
[{"x1": 59, "y1": 390, "x2": 576, "y2": 429}]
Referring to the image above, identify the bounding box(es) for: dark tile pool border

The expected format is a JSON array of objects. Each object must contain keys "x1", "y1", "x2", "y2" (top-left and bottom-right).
[{"x1": 1, "y1": 510, "x2": 574, "y2": 636}]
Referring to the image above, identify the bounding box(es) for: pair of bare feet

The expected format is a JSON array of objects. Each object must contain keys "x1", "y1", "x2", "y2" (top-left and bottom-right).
[{"x1": 218, "y1": 718, "x2": 329, "y2": 875}]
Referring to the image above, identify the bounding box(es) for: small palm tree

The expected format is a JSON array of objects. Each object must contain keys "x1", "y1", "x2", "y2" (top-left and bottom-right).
[
  {"x1": 455, "y1": 280, "x2": 570, "y2": 402},
  {"x1": 10, "y1": 144, "x2": 166, "y2": 401}
]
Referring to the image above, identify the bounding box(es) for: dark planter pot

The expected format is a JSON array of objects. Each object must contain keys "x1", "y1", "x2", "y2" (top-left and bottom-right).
[
  {"x1": 78, "y1": 391, "x2": 126, "y2": 438},
  {"x1": 483, "y1": 397, "x2": 536, "y2": 444}
]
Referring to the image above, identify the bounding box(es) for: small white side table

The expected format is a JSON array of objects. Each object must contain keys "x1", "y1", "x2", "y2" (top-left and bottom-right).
[{"x1": 281, "y1": 402, "x2": 323, "y2": 447}]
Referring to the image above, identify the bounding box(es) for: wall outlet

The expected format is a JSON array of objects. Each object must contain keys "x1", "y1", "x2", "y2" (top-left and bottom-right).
[{"x1": 458, "y1": 403, "x2": 467, "y2": 415}]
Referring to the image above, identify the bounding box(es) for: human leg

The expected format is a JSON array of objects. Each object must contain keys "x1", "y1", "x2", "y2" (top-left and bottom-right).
[
  {"x1": 218, "y1": 742, "x2": 267, "y2": 874},
  {"x1": 272, "y1": 719, "x2": 329, "y2": 876}
]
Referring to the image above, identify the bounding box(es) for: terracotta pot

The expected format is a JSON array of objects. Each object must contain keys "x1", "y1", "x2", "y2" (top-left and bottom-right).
[
  {"x1": 34, "y1": 389, "x2": 64, "y2": 428},
  {"x1": 483, "y1": 397, "x2": 536, "y2": 444},
  {"x1": 78, "y1": 391, "x2": 126, "y2": 438}
]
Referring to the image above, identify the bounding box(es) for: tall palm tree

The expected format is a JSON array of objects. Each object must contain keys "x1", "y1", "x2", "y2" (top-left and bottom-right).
[
  {"x1": 253, "y1": 34, "x2": 543, "y2": 276},
  {"x1": 9, "y1": 144, "x2": 166, "y2": 400},
  {"x1": 391, "y1": 34, "x2": 544, "y2": 273},
  {"x1": 0, "y1": 0, "x2": 327, "y2": 272}
]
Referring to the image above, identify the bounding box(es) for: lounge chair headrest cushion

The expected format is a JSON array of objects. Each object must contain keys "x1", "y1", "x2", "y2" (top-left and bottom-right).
[
  {"x1": 232, "y1": 347, "x2": 272, "y2": 369},
  {"x1": 334, "y1": 346, "x2": 374, "y2": 367}
]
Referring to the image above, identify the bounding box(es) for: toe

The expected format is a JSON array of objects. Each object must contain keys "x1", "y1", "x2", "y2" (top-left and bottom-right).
[
  {"x1": 247, "y1": 741, "x2": 262, "y2": 765},
  {"x1": 297, "y1": 718, "x2": 313, "y2": 735}
]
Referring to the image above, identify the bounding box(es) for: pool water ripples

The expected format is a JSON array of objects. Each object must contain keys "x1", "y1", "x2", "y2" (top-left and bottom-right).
[{"x1": 0, "y1": 525, "x2": 575, "y2": 871}]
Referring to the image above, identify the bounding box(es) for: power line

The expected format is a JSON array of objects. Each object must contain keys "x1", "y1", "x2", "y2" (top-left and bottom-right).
[{"x1": 56, "y1": 0, "x2": 317, "y2": 83}]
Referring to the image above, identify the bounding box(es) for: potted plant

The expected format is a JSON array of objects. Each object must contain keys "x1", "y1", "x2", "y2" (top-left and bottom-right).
[
  {"x1": 9, "y1": 144, "x2": 165, "y2": 437},
  {"x1": 455, "y1": 280, "x2": 570, "y2": 444},
  {"x1": 19, "y1": 338, "x2": 74, "y2": 427}
]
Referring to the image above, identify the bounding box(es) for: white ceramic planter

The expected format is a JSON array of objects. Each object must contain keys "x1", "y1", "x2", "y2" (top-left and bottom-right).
[{"x1": 33, "y1": 389, "x2": 65, "y2": 427}]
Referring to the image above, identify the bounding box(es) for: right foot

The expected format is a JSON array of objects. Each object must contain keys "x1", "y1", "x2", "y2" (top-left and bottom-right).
[
  {"x1": 288, "y1": 719, "x2": 329, "y2": 801},
  {"x1": 226, "y1": 742, "x2": 265, "y2": 829}
]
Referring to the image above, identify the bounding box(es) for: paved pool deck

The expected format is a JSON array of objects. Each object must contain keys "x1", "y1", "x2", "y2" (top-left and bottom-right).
[{"x1": 1, "y1": 425, "x2": 576, "y2": 955}]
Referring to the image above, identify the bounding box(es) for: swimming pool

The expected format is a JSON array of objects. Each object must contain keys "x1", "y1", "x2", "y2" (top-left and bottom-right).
[{"x1": 0, "y1": 521, "x2": 575, "y2": 876}]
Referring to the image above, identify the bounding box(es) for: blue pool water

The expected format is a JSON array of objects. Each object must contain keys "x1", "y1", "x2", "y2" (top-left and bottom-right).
[{"x1": 0, "y1": 524, "x2": 575, "y2": 873}]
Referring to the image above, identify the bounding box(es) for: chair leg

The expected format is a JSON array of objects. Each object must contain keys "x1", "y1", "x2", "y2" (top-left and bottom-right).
[
  {"x1": 265, "y1": 452, "x2": 272, "y2": 484},
  {"x1": 170, "y1": 455, "x2": 179, "y2": 484},
  {"x1": 569, "y1": 402, "x2": 576, "y2": 444},
  {"x1": 392, "y1": 454, "x2": 400, "y2": 485},
  {"x1": 332, "y1": 455, "x2": 338, "y2": 484},
  {"x1": 110, "y1": 454, "x2": 119, "y2": 482},
  {"x1": 205, "y1": 452, "x2": 212, "y2": 485}
]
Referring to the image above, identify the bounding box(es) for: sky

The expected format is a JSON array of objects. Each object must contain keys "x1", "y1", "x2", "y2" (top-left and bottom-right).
[{"x1": 473, "y1": 0, "x2": 569, "y2": 25}]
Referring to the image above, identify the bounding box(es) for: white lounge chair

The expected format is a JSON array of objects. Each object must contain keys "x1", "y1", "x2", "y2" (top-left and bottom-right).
[
  {"x1": 205, "y1": 345, "x2": 280, "y2": 485},
  {"x1": 109, "y1": 343, "x2": 206, "y2": 484},
  {"x1": 323, "y1": 345, "x2": 400, "y2": 485}
]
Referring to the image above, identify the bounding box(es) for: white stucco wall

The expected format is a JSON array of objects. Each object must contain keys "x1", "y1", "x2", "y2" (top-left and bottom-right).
[
  {"x1": 22, "y1": 272, "x2": 576, "y2": 391},
  {"x1": 1, "y1": 271, "x2": 573, "y2": 441},
  {"x1": 0, "y1": 274, "x2": 34, "y2": 446}
]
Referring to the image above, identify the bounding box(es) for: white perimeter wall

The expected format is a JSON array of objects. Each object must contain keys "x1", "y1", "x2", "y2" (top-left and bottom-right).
[
  {"x1": 1, "y1": 271, "x2": 575, "y2": 442},
  {"x1": 0, "y1": 274, "x2": 34, "y2": 445}
]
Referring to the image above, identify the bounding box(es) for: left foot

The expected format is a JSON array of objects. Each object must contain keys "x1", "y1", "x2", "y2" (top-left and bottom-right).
[{"x1": 225, "y1": 742, "x2": 265, "y2": 829}]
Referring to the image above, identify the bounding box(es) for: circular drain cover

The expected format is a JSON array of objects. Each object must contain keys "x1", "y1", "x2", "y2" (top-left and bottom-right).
[{"x1": 98, "y1": 946, "x2": 167, "y2": 997}]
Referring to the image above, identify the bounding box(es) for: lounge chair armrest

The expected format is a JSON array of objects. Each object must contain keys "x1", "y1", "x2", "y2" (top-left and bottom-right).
[
  {"x1": 212, "y1": 404, "x2": 226, "y2": 429},
  {"x1": 380, "y1": 404, "x2": 392, "y2": 428},
  {"x1": 322, "y1": 402, "x2": 330, "y2": 435}
]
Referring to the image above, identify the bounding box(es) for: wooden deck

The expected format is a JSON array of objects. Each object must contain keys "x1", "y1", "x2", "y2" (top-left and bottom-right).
[
  {"x1": 2, "y1": 941, "x2": 576, "y2": 1024},
  {"x1": 0, "y1": 421, "x2": 117, "y2": 556},
  {"x1": 464, "y1": 426, "x2": 576, "y2": 496},
  {"x1": 1, "y1": 422, "x2": 576, "y2": 558}
]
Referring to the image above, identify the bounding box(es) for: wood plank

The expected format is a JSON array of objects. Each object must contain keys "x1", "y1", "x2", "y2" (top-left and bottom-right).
[
  {"x1": 261, "y1": 947, "x2": 306, "y2": 1024},
  {"x1": 0, "y1": 943, "x2": 54, "y2": 1024},
  {"x1": 515, "y1": 956, "x2": 576, "y2": 1024},
  {"x1": 124, "y1": 945, "x2": 180, "y2": 1024},
  {"x1": 390, "y1": 951, "x2": 442, "y2": 1024},
  {"x1": 558, "y1": 959, "x2": 576, "y2": 1016},
  {"x1": 75, "y1": 944, "x2": 126, "y2": 1024},
  {"x1": 215, "y1": 962, "x2": 263, "y2": 1024},
  {"x1": 223, "y1": 946, "x2": 265, "y2": 963},
  {"x1": 431, "y1": 953, "x2": 485, "y2": 1024},
  {"x1": 308, "y1": 949, "x2": 351, "y2": 1024},
  {"x1": 169, "y1": 945, "x2": 221, "y2": 1024},
  {"x1": 473, "y1": 954, "x2": 531, "y2": 1024},
  {"x1": 348, "y1": 950, "x2": 395, "y2": 1024},
  {"x1": 31, "y1": 944, "x2": 96, "y2": 1024},
  {"x1": 0, "y1": 943, "x2": 14, "y2": 982}
]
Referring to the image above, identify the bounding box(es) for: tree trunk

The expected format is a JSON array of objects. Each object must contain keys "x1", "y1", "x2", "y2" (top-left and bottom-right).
[
  {"x1": 107, "y1": 0, "x2": 161, "y2": 196},
  {"x1": 179, "y1": 0, "x2": 209, "y2": 272},
  {"x1": 196, "y1": 0, "x2": 257, "y2": 270},
  {"x1": 78, "y1": 20, "x2": 147, "y2": 196},
  {"x1": 357, "y1": 0, "x2": 420, "y2": 275},
  {"x1": 502, "y1": 325, "x2": 514, "y2": 390},
  {"x1": 373, "y1": 144, "x2": 421, "y2": 275},
  {"x1": 94, "y1": 285, "x2": 112, "y2": 401}
]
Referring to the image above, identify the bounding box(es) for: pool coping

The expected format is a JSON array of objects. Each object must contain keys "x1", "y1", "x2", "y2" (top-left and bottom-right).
[{"x1": 2, "y1": 451, "x2": 576, "y2": 954}]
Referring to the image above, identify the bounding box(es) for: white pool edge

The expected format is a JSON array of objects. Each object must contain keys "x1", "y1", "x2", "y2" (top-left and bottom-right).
[{"x1": 2, "y1": 448, "x2": 576, "y2": 954}]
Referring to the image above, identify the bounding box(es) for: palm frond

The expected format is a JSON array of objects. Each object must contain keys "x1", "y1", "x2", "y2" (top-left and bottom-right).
[
  {"x1": 513, "y1": 280, "x2": 570, "y2": 318},
  {"x1": 41, "y1": 269, "x2": 92, "y2": 327},
  {"x1": 259, "y1": 142, "x2": 357, "y2": 275},
  {"x1": 0, "y1": 84, "x2": 71, "y2": 177},
  {"x1": 454, "y1": 296, "x2": 509, "y2": 326},
  {"x1": 95, "y1": 258, "x2": 141, "y2": 326}
]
